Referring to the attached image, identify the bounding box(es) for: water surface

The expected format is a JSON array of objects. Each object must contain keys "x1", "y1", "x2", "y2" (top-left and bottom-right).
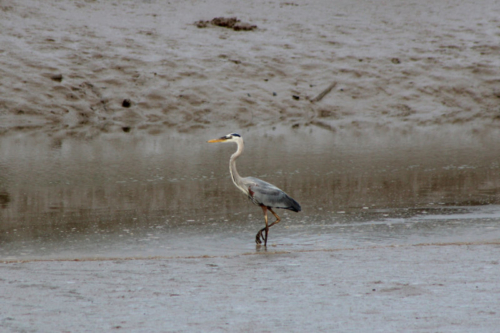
[{"x1": 1, "y1": 125, "x2": 499, "y2": 260}]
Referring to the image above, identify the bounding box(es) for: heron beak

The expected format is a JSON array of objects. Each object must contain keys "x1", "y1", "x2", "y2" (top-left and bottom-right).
[{"x1": 207, "y1": 138, "x2": 226, "y2": 143}]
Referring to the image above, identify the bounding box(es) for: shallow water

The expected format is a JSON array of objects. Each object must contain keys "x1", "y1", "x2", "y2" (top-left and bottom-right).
[{"x1": 1, "y1": 125, "x2": 500, "y2": 260}]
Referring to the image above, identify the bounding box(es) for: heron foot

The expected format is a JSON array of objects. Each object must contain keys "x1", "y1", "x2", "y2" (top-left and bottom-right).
[
  {"x1": 255, "y1": 227, "x2": 268, "y2": 246},
  {"x1": 255, "y1": 231, "x2": 262, "y2": 245}
]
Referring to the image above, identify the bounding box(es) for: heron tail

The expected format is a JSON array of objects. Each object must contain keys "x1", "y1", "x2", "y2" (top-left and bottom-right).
[{"x1": 286, "y1": 196, "x2": 301, "y2": 212}]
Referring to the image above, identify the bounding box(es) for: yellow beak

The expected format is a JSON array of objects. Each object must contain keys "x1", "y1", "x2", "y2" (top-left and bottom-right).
[{"x1": 207, "y1": 138, "x2": 226, "y2": 143}]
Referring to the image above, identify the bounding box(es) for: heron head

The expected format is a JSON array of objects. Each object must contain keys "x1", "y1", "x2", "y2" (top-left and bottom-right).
[{"x1": 207, "y1": 133, "x2": 242, "y2": 143}]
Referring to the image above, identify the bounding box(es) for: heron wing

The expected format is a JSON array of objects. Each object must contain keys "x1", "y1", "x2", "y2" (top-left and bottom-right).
[{"x1": 243, "y1": 177, "x2": 301, "y2": 212}]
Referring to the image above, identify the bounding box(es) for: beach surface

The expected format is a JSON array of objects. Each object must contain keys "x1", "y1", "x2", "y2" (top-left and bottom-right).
[{"x1": 1, "y1": 0, "x2": 500, "y2": 332}]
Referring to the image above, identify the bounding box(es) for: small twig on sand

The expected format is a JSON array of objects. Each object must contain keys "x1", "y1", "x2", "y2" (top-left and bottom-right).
[{"x1": 310, "y1": 82, "x2": 337, "y2": 103}]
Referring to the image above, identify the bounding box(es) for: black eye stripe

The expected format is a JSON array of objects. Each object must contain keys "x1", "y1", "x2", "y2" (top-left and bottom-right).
[{"x1": 221, "y1": 133, "x2": 241, "y2": 139}]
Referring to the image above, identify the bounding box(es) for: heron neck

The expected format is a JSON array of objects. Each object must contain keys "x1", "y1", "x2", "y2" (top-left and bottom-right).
[{"x1": 229, "y1": 140, "x2": 244, "y2": 187}]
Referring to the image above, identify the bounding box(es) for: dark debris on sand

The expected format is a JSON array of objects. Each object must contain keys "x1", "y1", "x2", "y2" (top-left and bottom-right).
[{"x1": 195, "y1": 17, "x2": 257, "y2": 31}]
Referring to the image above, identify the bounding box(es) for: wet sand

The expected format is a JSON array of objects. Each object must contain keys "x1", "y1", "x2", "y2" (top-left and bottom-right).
[
  {"x1": 2, "y1": 244, "x2": 500, "y2": 332},
  {"x1": 1, "y1": 0, "x2": 500, "y2": 331}
]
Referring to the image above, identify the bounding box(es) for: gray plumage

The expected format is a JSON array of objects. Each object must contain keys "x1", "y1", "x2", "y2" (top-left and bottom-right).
[
  {"x1": 242, "y1": 176, "x2": 301, "y2": 212},
  {"x1": 208, "y1": 133, "x2": 301, "y2": 246}
]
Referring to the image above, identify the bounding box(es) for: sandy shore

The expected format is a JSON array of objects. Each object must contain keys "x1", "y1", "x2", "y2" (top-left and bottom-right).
[
  {"x1": 1, "y1": 0, "x2": 500, "y2": 331},
  {"x1": 2, "y1": 243, "x2": 500, "y2": 332},
  {"x1": 1, "y1": 0, "x2": 500, "y2": 137}
]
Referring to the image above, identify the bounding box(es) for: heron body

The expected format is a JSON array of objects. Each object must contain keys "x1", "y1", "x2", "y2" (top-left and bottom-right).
[{"x1": 208, "y1": 133, "x2": 301, "y2": 246}]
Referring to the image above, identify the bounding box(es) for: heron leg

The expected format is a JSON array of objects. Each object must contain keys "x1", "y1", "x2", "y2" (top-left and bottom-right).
[
  {"x1": 267, "y1": 208, "x2": 281, "y2": 228},
  {"x1": 256, "y1": 208, "x2": 281, "y2": 246},
  {"x1": 255, "y1": 207, "x2": 282, "y2": 246},
  {"x1": 256, "y1": 206, "x2": 269, "y2": 245}
]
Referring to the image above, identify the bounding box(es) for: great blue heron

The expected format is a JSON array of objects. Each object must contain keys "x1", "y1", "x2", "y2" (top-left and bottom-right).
[{"x1": 208, "y1": 133, "x2": 301, "y2": 246}]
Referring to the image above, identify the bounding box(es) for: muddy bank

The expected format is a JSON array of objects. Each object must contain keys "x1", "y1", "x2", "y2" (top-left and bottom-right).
[{"x1": 1, "y1": 0, "x2": 500, "y2": 137}]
